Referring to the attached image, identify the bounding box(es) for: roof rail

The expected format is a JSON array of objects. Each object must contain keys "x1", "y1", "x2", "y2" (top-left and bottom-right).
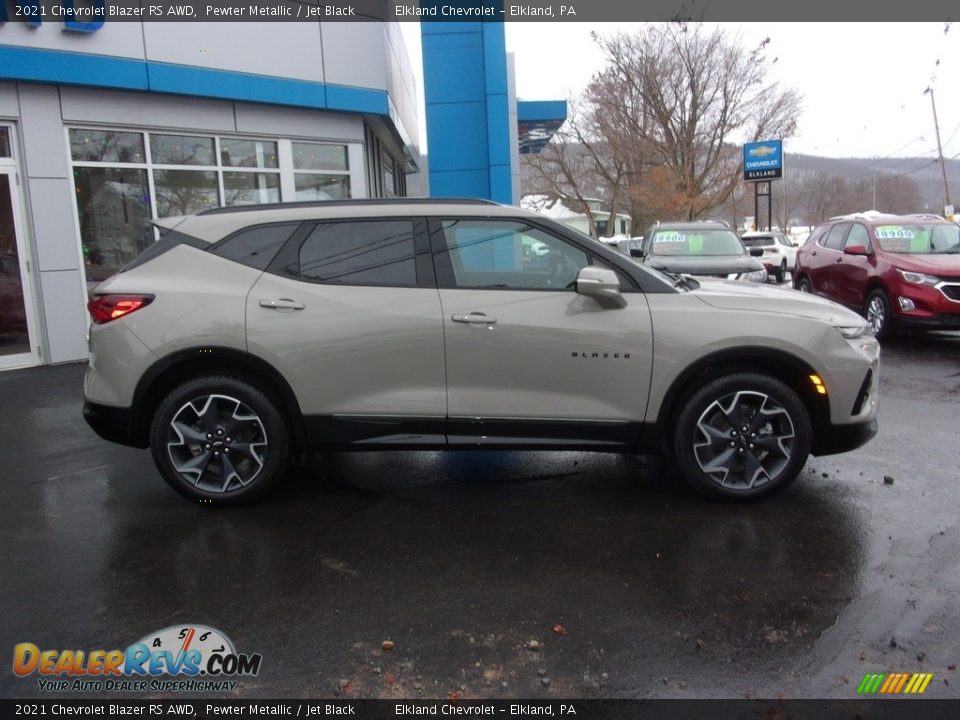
[{"x1": 199, "y1": 197, "x2": 501, "y2": 216}]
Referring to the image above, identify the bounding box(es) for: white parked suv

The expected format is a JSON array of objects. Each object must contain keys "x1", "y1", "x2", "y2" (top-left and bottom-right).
[
  {"x1": 740, "y1": 230, "x2": 799, "y2": 283},
  {"x1": 83, "y1": 199, "x2": 879, "y2": 504}
]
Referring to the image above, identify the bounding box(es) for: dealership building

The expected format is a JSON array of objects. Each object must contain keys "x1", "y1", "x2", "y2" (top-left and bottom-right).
[{"x1": 0, "y1": 14, "x2": 566, "y2": 371}]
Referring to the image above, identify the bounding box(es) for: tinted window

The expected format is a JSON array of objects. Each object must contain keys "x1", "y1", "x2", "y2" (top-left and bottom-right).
[
  {"x1": 437, "y1": 219, "x2": 589, "y2": 290},
  {"x1": 823, "y1": 223, "x2": 850, "y2": 250},
  {"x1": 844, "y1": 223, "x2": 871, "y2": 250},
  {"x1": 298, "y1": 220, "x2": 417, "y2": 285},
  {"x1": 740, "y1": 235, "x2": 773, "y2": 248},
  {"x1": 212, "y1": 224, "x2": 296, "y2": 270}
]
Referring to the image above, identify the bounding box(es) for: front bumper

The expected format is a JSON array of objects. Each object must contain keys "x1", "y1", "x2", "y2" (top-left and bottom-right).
[
  {"x1": 812, "y1": 418, "x2": 878, "y2": 456},
  {"x1": 83, "y1": 401, "x2": 147, "y2": 449},
  {"x1": 895, "y1": 313, "x2": 960, "y2": 330}
]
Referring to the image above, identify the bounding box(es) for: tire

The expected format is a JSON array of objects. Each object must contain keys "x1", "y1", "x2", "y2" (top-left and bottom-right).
[
  {"x1": 865, "y1": 288, "x2": 894, "y2": 340},
  {"x1": 149, "y1": 375, "x2": 290, "y2": 504},
  {"x1": 673, "y1": 373, "x2": 812, "y2": 501},
  {"x1": 795, "y1": 275, "x2": 811, "y2": 293},
  {"x1": 775, "y1": 259, "x2": 787, "y2": 284}
]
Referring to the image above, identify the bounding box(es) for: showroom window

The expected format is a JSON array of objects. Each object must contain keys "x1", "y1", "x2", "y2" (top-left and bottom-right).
[
  {"x1": 69, "y1": 128, "x2": 357, "y2": 283},
  {"x1": 292, "y1": 142, "x2": 350, "y2": 201}
]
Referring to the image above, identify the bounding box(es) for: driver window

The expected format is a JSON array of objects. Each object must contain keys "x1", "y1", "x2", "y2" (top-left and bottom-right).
[
  {"x1": 437, "y1": 219, "x2": 589, "y2": 290},
  {"x1": 844, "y1": 223, "x2": 871, "y2": 251}
]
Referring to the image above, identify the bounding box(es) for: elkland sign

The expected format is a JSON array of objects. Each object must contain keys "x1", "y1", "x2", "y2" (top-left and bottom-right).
[{"x1": 743, "y1": 139, "x2": 783, "y2": 181}]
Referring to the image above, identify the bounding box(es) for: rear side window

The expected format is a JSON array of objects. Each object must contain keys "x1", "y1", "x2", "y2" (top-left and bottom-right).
[
  {"x1": 120, "y1": 230, "x2": 207, "y2": 273},
  {"x1": 822, "y1": 223, "x2": 850, "y2": 250},
  {"x1": 211, "y1": 224, "x2": 297, "y2": 270},
  {"x1": 298, "y1": 220, "x2": 417, "y2": 286},
  {"x1": 806, "y1": 225, "x2": 828, "y2": 246}
]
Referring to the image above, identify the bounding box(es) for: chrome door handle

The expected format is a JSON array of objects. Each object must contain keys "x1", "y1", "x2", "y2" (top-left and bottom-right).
[
  {"x1": 260, "y1": 298, "x2": 305, "y2": 310},
  {"x1": 451, "y1": 312, "x2": 497, "y2": 325}
]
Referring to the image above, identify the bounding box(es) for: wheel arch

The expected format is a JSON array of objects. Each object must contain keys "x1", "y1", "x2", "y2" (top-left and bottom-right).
[
  {"x1": 130, "y1": 347, "x2": 306, "y2": 452},
  {"x1": 652, "y1": 347, "x2": 831, "y2": 455}
]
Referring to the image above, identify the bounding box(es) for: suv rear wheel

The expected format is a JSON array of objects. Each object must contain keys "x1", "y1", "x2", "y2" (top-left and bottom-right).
[
  {"x1": 673, "y1": 373, "x2": 812, "y2": 500},
  {"x1": 776, "y1": 259, "x2": 787, "y2": 284},
  {"x1": 795, "y1": 275, "x2": 811, "y2": 293},
  {"x1": 149, "y1": 376, "x2": 290, "y2": 504}
]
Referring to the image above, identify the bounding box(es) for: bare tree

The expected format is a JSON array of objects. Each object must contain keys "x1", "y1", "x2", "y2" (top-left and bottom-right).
[
  {"x1": 521, "y1": 98, "x2": 625, "y2": 237},
  {"x1": 589, "y1": 23, "x2": 801, "y2": 223}
]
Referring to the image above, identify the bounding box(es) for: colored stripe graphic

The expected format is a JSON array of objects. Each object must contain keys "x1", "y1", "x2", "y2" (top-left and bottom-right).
[{"x1": 858, "y1": 672, "x2": 933, "y2": 694}]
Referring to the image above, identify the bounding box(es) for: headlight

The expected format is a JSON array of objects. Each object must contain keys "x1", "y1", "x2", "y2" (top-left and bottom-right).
[
  {"x1": 741, "y1": 269, "x2": 768, "y2": 283},
  {"x1": 896, "y1": 269, "x2": 940, "y2": 286},
  {"x1": 836, "y1": 325, "x2": 872, "y2": 339}
]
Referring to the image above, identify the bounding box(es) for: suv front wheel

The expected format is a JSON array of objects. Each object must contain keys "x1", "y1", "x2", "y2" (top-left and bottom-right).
[
  {"x1": 673, "y1": 373, "x2": 812, "y2": 500},
  {"x1": 865, "y1": 288, "x2": 893, "y2": 340},
  {"x1": 149, "y1": 376, "x2": 290, "y2": 504}
]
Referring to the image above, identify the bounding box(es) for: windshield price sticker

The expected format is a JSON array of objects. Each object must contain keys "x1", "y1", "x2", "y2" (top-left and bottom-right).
[
  {"x1": 655, "y1": 232, "x2": 686, "y2": 243},
  {"x1": 875, "y1": 226, "x2": 915, "y2": 240}
]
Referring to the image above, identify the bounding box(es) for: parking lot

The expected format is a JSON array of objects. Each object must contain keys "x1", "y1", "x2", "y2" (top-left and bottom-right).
[{"x1": 1, "y1": 330, "x2": 958, "y2": 700}]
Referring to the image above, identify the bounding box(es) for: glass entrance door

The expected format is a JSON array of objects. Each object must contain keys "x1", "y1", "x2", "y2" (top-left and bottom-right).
[{"x1": 0, "y1": 166, "x2": 39, "y2": 369}]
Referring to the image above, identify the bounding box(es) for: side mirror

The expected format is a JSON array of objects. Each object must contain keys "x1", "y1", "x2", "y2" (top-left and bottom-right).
[
  {"x1": 629, "y1": 247, "x2": 645, "y2": 258},
  {"x1": 576, "y1": 266, "x2": 626, "y2": 309},
  {"x1": 844, "y1": 244, "x2": 869, "y2": 256},
  {"x1": 749, "y1": 247, "x2": 764, "y2": 257}
]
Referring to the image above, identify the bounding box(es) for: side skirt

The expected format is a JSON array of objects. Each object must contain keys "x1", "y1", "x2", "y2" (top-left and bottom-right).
[{"x1": 303, "y1": 415, "x2": 657, "y2": 453}]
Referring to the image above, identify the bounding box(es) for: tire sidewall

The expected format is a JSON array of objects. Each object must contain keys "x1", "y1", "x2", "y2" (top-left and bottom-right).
[
  {"x1": 150, "y1": 376, "x2": 289, "y2": 505},
  {"x1": 796, "y1": 276, "x2": 811, "y2": 293},
  {"x1": 673, "y1": 373, "x2": 812, "y2": 500},
  {"x1": 865, "y1": 289, "x2": 893, "y2": 340}
]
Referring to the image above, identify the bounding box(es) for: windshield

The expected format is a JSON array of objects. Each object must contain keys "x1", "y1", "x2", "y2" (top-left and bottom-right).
[
  {"x1": 873, "y1": 223, "x2": 960, "y2": 254},
  {"x1": 650, "y1": 229, "x2": 746, "y2": 256},
  {"x1": 740, "y1": 235, "x2": 774, "y2": 248}
]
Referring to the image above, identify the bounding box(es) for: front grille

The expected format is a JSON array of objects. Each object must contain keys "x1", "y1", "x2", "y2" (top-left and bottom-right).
[
  {"x1": 939, "y1": 283, "x2": 960, "y2": 302},
  {"x1": 851, "y1": 369, "x2": 873, "y2": 417}
]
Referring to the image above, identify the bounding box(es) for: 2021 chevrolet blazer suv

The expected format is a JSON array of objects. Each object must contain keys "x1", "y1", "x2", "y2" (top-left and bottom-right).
[{"x1": 83, "y1": 199, "x2": 880, "y2": 504}]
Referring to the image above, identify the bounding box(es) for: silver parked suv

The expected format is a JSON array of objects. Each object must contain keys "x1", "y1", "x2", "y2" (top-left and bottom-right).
[{"x1": 83, "y1": 199, "x2": 880, "y2": 504}]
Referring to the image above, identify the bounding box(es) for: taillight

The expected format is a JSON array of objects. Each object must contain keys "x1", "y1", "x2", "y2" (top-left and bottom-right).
[{"x1": 87, "y1": 294, "x2": 154, "y2": 324}]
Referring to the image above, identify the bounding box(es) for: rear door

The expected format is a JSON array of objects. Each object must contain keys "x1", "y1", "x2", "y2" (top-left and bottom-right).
[
  {"x1": 431, "y1": 217, "x2": 653, "y2": 448},
  {"x1": 246, "y1": 217, "x2": 447, "y2": 447},
  {"x1": 834, "y1": 222, "x2": 874, "y2": 308},
  {"x1": 813, "y1": 222, "x2": 851, "y2": 298}
]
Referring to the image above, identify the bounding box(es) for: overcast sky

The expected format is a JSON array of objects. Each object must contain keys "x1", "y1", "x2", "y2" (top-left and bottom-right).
[
  {"x1": 506, "y1": 22, "x2": 960, "y2": 161},
  {"x1": 403, "y1": 22, "x2": 960, "y2": 163}
]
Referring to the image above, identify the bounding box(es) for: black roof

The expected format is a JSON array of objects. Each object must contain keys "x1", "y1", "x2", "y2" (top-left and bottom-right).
[{"x1": 200, "y1": 197, "x2": 500, "y2": 216}]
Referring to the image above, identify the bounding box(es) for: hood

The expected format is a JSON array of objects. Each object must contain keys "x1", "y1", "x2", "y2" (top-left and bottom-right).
[
  {"x1": 646, "y1": 254, "x2": 764, "y2": 276},
  {"x1": 883, "y1": 252, "x2": 960, "y2": 277},
  {"x1": 691, "y1": 277, "x2": 867, "y2": 326}
]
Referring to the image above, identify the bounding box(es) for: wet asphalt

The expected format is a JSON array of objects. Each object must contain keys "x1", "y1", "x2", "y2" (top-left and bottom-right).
[{"x1": 1, "y1": 331, "x2": 958, "y2": 701}]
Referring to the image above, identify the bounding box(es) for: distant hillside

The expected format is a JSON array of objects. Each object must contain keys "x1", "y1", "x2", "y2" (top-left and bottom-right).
[
  {"x1": 519, "y1": 146, "x2": 959, "y2": 219},
  {"x1": 785, "y1": 153, "x2": 959, "y2": 212}
]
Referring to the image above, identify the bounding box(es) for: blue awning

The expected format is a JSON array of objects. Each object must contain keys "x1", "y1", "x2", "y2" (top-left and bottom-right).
[{"x1": 517, "y1": 100, "x2": 567, "y2": 155}]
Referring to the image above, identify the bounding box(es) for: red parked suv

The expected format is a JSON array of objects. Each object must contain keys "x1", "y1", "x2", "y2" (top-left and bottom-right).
[{"x1": 793, "y1": 213, "x2": 960, "y2": 338}]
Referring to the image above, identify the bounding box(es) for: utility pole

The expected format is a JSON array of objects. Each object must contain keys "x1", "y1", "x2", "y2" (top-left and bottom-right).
[{"x1": 924, "y1": 86, "x2": 952, "y2": 211}]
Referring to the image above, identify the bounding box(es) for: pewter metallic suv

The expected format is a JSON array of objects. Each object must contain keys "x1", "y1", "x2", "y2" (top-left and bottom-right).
[{"x1": 83, "y1": 199, "x2": 880, "y2": 504}]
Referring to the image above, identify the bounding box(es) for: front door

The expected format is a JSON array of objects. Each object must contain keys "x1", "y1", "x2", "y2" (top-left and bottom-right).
[
  {"x1": 431, "y1": 217, "x2": 654, "y2": 447},
  {"x1": 0, "y1": 157, "x2": 40, "y2": 370}
]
